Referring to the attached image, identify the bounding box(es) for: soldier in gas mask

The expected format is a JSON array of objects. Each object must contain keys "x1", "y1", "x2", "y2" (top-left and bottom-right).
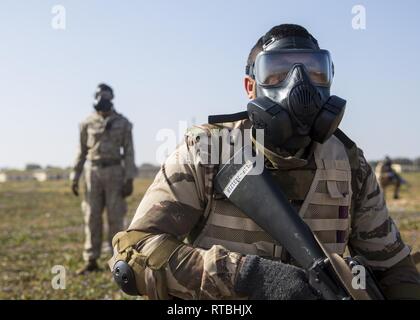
[
  {"x1": 109, "y1": 25, "x2": 420, "y2": 299},
  {"x1": 71, "y1": 83, "x2": 137, "y2": 275},
  {"x1": 375, "y1": 156, "x2": 404, "y2": 199}
]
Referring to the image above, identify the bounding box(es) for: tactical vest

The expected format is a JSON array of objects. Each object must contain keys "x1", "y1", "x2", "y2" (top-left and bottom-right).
[{"x1": 191, "y1": 125, "x2": 356, "y2": 261}]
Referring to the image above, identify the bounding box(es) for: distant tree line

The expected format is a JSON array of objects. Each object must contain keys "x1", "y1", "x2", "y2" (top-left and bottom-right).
[
  {"x1": 24, "y1": 164, "x2": 68, "y2": 171},
  {"x1": 369, "y1": 157, "x2": 420, "y2": 169},
  {"x1": 391, "y1": 157, "x2": 420, "y2": 166},
  {"x1": 20, "y1": 158, "x2": 420, "y2": 172}
]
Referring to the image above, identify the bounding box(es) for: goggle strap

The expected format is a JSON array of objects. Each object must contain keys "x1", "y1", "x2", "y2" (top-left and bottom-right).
[
  {"x1": 263, "y1": 36, "x2": 319, "y2": 50},
  {"x1": 245, "y1": 64, "x2": 255, "y2": 79}
]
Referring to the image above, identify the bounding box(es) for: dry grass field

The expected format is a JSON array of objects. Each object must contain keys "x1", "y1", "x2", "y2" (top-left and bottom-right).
[
  {"x1": 0, "y1": 179, "x2": 153, "y2": 299},
  {"x1": 0, "y1": 174, "x2": 419, "y2": 299}
]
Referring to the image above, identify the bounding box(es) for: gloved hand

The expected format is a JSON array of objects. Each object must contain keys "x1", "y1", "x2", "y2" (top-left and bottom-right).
[
  {"x1": 234, "y1": 255, "x2": 321, "y2": 300},
  {"x1": 122, "y1": 179, "x2": 134, "y2": 198},
  {"x1": 71, "y1": 180, "x2": 79, "y2": 197}
]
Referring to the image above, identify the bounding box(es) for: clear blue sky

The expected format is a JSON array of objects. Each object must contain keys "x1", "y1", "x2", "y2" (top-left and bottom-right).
[{"x1": 1, "y1": 0, "x2": 419, "y2": 168}]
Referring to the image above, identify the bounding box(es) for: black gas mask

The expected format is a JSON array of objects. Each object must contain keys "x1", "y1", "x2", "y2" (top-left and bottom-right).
[
  {"x1": 247, "y1": 37, "x2": 346, "y2": 150},
  {"x1": 93, "y1": 84, "x2": 114, "y2": 112}
]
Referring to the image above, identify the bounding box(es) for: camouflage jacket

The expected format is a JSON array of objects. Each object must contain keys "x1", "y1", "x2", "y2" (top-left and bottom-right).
[
  {"x1": 72, "y1": 110, "x2": 136, "y2": 181},
  {"x1": 121, "y1": 119, "x2": 416, "y2": 299}
]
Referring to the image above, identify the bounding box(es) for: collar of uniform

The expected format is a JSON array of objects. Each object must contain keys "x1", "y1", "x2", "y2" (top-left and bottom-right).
[
  {"x1": 92, "y1": 110, "x2": 117, "y2": 122},
  {"x1": 250, "y1": 128, "x2": 312, "y2": 170}
]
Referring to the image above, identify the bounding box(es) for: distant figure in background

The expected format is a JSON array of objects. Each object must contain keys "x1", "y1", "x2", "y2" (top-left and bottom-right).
[
  {"x1": 375, "y1": 156, "x2": 403, "y2": 199},
  {"x1": 71, "y1": 83, "x2": 136, "y2": 275},
  {"x1": 413, "y1": 252, "x2": 420, "y2": 272}
]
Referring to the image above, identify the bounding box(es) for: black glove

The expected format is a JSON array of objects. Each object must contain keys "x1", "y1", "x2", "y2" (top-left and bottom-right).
[
  {"x1": 234, "y1": 255, "x2": 321, "y2": 300},
  {"x1": 71, "y1": 180, "x2": 79, "y2": 197},
  {"x1": 122, "y1": 179, "x2": 134, "y2": 198}
]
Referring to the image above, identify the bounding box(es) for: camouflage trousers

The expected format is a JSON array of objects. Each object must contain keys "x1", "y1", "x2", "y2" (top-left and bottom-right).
[
  {"x1": 81, "y1": 164, "x2": 127, "y2": 262},
  {"x1": 379, "y1": 173, "x2": 402, "y2": 199}
]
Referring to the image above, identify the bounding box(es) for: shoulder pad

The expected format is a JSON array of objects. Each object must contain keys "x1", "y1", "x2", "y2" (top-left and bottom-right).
[
  {"x1": 114, "y1": 112, "x2": 127, "y2": 121},
  {"x1": 185, "y1": 124, "x2": 222, "y2": 140},
  {"x1": 84, "y1": 112, "x2": 99, "y2": 123},
  {"x1": 184, "y1": 125, "x2": 215, "y2": 150}
]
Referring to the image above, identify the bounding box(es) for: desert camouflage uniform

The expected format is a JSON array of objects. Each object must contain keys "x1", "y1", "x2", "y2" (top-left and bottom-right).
[
  {"x1": 110, "y1": 119, "x2": 418, "y2": 299},
  {"x1": 375, "y1": 160, "x2": 402, "y2": 199},
  {"x1": 72, "y1": 110, "x2": 136, "y2": 262}
]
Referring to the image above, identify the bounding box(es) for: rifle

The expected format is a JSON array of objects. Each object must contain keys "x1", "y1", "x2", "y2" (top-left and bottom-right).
[{"x1": 214, "y1": 145, "x2": 385, "y2": 300}]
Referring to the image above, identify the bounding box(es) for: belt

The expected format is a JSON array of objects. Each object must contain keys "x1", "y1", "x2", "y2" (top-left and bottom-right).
[{"x1": 90, "y1": 159, "x2": 121, "y2": 168}]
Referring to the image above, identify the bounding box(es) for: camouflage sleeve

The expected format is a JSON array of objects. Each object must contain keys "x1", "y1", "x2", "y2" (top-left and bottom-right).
[
  {"x1": 349, "y1": 148, "x2": 411, "y2": 270},
  {"x1": 122, "y1": 120, "x2": 137, "y2": 180},
  {"x1": 127, "y1": 127, "x2": 244, "y2": 299},
  {"x1": 72, "y1": 122, "x2": 88, "y2": 182}
]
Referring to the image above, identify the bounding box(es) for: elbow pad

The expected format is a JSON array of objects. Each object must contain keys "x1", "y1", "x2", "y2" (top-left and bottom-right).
[
  {"x1": 109, "y1": 230, "x2": 183, "y2": 299},
  {"x1": 113, "y1": 260, "x2": 139, "y2": 296}
]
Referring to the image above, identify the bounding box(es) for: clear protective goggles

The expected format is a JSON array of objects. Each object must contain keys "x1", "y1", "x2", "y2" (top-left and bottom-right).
[{"x1": 253, "y1": 49, "x2": 334, "y2": 87}]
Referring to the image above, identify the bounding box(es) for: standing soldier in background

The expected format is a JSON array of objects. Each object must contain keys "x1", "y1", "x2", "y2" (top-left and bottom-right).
[
  {"x1": 71, "y1": 83, "x2": 137, "y2": 275},
  {"x1": 375, "y1": 156, "x2": 404, "y2": 200}
]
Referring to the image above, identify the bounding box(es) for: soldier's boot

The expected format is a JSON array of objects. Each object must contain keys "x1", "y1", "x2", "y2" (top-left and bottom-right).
[
  {"x1": 393, "y1": 180, "x2": 401, "y2": 199},
  {"x1": 393, "y1": 187, "x2": 400, "y2": 199},
  {"x1": 76, "y1": 260, "x2": 100, "y2": 275},
  {"x1": 412, "y1": 252, "x2": 420, "y2": 272}
]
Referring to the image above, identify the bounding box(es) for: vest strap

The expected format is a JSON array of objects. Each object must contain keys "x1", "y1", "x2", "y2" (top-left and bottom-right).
[
  {"x1": 317, "y1": 169, "x2": 350, "y2": 181},
  {"x1": 207, "y1": 213, "x2": 264, "y2": 232},
  {"x1": 304, "y1": 218, "x2": 349, "y2": 231},
  {"x1": 113, "y1": 230, "x2": 152, "y2": 253},
  {"x1": 311, "y1": 193, "x2": 350, "y2": 206},
  {"x1": 323, "y1": 243, "x2": 347, "y2": 254},
  {"x1": 198, "y1": 236, "x2": 282, "y2": 258},
  {"x1": 327, "y1": 181, "x2": 345, "y2": 199},
  {"x1": 334, "y1": 129, "x2": 356, "y2": 149}
]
